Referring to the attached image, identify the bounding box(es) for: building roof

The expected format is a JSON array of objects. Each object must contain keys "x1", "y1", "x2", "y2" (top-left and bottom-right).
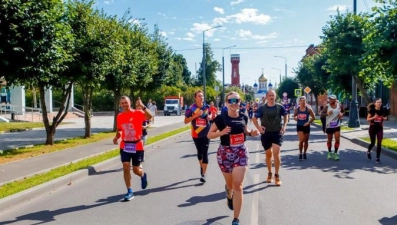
[
  {"x1": 268, "y1": 83, "x2": 273, "y2": 87},
  {"x1": 258, "y1": 74, "x2": 267, "y2": 82},
  {"x1": 253, "y1": 82, "x2": 258, "y2": 87}
]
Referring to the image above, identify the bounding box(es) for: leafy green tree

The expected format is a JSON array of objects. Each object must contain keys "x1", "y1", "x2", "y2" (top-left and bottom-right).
[
  {"x1": 321, "y1": 10, "x2": 372, "y2": 103},
  {"x1": 276, "y1": 77, "x2": 300, "y2": 100},
  {"x1": 0, "y1": 0, "x2": 75, "y2": 145},
  {"x1": 197, "y1": 43, "x2": 222, "y2": 88},
  {"x1": 362, "y1": 0, "x2": 397, "y2": 88}
]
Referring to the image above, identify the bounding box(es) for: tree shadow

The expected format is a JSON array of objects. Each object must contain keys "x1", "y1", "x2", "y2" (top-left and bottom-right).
[
  {"x1": 281, "y1": 149, "x2": 397, "y2": 179},
  {"x1": 0, "y1": 194, "x2": 122, "y2": 225},
  {"x1": 176, "y1": 216, "x2": 228, "y2": 225},
  {"x1": 379, "y1": 214, "x2": 397, "y2": 225},
  {"x1": 243, "y1": 180, "x2": 274, "y2": 194},
  {"x1": 88, "y1": 167, "x2": 123, "y2": 176},
  {"x1": 135, "y1": 178, "x2": 200, "y2": 197},
  {"x1": 178, "y1": 191, "x2": 224, "y2": 207}
]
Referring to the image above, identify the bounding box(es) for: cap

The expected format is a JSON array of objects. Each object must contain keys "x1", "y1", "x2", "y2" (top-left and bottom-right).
[{"x1": 328, "y1": 94, "x2": 337, "y2": 100}]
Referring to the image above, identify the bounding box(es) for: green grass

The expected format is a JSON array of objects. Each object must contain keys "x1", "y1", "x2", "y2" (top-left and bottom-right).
[
  {"x1": 0, "y1": 121, "x2": 72, "y2": 132},
  {"x1": 312, "y1": 119, "x2": 354, "y2": 131},
  {"x1": 360, "y1": 137, "x2": 397, "y2": 152},
  {"x1": 0, "y1": 125, "x2": 190, "y2": 199}
]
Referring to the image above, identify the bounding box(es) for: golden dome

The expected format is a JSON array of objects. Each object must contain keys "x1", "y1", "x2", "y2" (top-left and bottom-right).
[{"x1": 258, "y1": 74, "x2": 267, "y2": 82}]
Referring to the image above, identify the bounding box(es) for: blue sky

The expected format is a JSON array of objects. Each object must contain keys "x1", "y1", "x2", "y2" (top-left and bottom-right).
[{"x1": 96, "y1": 0, "x2": 379, "y2": 88}]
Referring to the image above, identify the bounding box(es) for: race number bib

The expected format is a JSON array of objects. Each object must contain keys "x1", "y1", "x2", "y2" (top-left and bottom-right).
[
  {"x1": 329, "y1": 120, "x2": 338, "y2": 128},
  {"x1": 196, "y1": 118, "x2": 207, "y2": 127},
  {"x1": 230, "y1": 133, "x2": 244, "y2": 146},
  {"x1": 124, "y1": 142, "x2": 136, "y2": 153},
  {"x1": 374, "y1": 116, "x2": 382, "y2": 123},
  {"x1": 298, "y1": 114, "x2": 307, "y2": 120}
]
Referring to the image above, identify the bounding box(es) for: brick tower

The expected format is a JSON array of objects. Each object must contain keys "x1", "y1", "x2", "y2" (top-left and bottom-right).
[{"x1": 231, "y1": 54, "x2": 240, "y2": 86}]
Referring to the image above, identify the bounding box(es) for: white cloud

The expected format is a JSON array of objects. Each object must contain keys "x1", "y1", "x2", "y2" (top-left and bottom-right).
[
  {"x1": 214, "y1": 7, "x2": 225, "y2": 15},
  {"x1": 160, "y1": 31, "x2": 167, "y2": 37},
  {"x1": 327, "y1": 5, "x2": 348, "y2": 12},
  {"x1": 231, "y1": 0, "x2": 244, "y2": 6},
  {"x1": 186, "y1": 32, "x2": 195, "y2": 38},
  {"x1": 104, "y1": 0, "x2": 114, "y2": 4},
  {"x1": 213, "y1": 38, "x2": 221, "y2": 42},
  {"x1": 236, "y1": 29, "x2": 278, "y2": 41},
  {"x1": 176, "y1": 37, "x2": 195, "y2": 42},
  {"x1": 211, "y1": 8, "x2": 272, "y2": 26},
  {"x1": 190, "y1": 23, "x2": 222, "y2": 37}
]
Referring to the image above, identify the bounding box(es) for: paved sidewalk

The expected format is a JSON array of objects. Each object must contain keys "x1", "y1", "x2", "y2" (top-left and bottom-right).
[{"x1": 0, "y1": 116, "x2": 188, "y2": 186}]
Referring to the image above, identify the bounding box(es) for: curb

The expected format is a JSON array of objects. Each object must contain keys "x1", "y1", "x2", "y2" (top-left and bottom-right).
[{"x1": 0, "y1": 129, "x2": 190, "y2": 214}]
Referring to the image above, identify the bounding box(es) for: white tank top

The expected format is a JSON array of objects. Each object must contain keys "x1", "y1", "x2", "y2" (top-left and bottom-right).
[{"x1": 326, "y1": 103, "x2": 341, "y2": 128}]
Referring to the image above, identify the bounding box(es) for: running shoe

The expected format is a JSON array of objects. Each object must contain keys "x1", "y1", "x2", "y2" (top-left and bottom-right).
[
  {"x1": 275, "y1": 174, "x2": 282, "y2": 186},
  {"x1": 366, "y1": 151, "x2": 371, "y2": 160},
  {"x1": 200, "y1": 174, "x2": 206, "y2": 183},
  {"x1": 232, "y1": 218, "x2": 240, "y2": 225},
  {"x1": 327, "y1": 152, "x2": 333, "y2": 159},
  {"x1": 141, "y1": 173, "x2": 148, "y2": 189},
  {"x1": 298, "y1": 154, "x2": 303, "y2": 161},
  {"x1": 124, "y1": 191, "x2": 134, "y2": 201},
  {"x1": 303, "y1": 153, "x2": 307, "y2": 160},
  {"x1": 266, "y1": 172, "x2": 273, "y2": 183},
  {"x1": 375, "y1": 158, "x2": 382, "y2": 164},
  {"x1": 333, "y1": 153, "x2": 339, "y2": 161},
  {"x1": 225, "y1": 185, "x2": 233, "y2": 210}
]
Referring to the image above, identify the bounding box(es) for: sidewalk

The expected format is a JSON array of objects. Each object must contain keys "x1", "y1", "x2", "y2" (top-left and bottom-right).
[{"x1": 0, "y1": 120, "x2": 188, "y2": 186}]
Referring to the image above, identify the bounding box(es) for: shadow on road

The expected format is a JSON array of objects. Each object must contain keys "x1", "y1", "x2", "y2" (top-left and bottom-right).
[
  {"x1": 178, "y1": 191, "x2": 224, "y2": 207},
  {"x1": 135, "y1": 178, "x2": 199, "y2": 197},
  {"x1": 0, "y1": 194, "x2": 123, "y2": 225},
  {"x1": 176, "y1": 215, "x2": 228, "y2": 225},
  {"x1": 379, "y1": 214, "x2": 397, "y2": 225}
]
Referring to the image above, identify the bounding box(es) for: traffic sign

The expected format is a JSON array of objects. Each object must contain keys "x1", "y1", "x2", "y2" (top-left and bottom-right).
[
  {"x1": 304, "y1": 86, "x2": 311, "y2": 94},
  {"x1": 294, "y1": 89, "x2": 301, "y2": 97},
  {"x1": 215, "y1": 86, "x2": 219, "y2": 91}
]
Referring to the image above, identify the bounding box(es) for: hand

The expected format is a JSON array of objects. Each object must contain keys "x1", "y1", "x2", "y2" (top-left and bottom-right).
[
  {"x1": 280, "y1": 126, "x2": 286, "y2": 135},
  {"x1": 294, "y1": 116, "x2": 298, "y2": 121},
  {"x1": 251, "y1": 130, "x2": 260, "y2": 137},
  {"x1": 195, "y1": 110, "x2": 204, "y2": 118},
  {"x1": 136, "y1": 98, "x2": 144, "y2": 108},
  {"x1": 327, "y1": 111, "x2": 332, "y2": 116},
  {"x1": 304, "y1": 122, "x2": 309, "y2": 127},
  {"x1": 221, "y1": 126, "x2": 231, "y2": 136},
  {"x1": 113, "y1": 137, "x2": 118, "y2": 145},
  {"x1": 259, "y1": 126, "x2": 266, "y2": 134}
]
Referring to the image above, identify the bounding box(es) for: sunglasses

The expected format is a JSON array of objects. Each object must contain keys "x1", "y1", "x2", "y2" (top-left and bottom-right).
[{"x1": 227, "y1": 98, "x2": 240, "y2": 104}]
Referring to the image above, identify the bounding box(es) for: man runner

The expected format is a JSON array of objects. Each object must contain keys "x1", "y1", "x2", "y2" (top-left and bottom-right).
[{"x1": 113, "y1": 96, "x2": 152, "y2": 201}]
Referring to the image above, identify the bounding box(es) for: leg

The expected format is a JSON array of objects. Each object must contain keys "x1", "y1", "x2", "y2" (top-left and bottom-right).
[
  {"x1": 122, "y1": 162, "x2": 132, "y2": 188},
  {"x1": 201, "y1": 137, "x2": 210, "y2": 175},
  {"x1": 193, "y1": 138, "x2": 204, "y2": 175},
  {"x1": 231, "y1": 166, "x2": 248, "y2": 220},
  {"x1": 368, "y1": 126, "x2": 376, "y2": 152},
  {"x1": 303, "y1": 132, "x2": 310, "y2": 154},
  {"x1": 298, "y1": 131, "x2": 304, "y2": 154},
  {"x1": 376, "y1": 128, "x2": 384, "y2": 160},
  {"x1": 265, "y1": 148, "x2": 273, "y2": 173},
  {"x1": 334, "y1": 131, "x2": 340, "y2": 153},
  {"x1": 272, "y1": 144, "x2": 281, "y2": 174}
]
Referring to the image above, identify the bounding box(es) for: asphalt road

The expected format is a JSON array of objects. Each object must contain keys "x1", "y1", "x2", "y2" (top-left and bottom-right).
[{"x1": 1, "y1": 120, "x2": 397, "y2": 225}]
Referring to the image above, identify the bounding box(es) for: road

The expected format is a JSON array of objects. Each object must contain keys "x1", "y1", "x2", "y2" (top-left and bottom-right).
[{"x1": 1, "y1": 121, "x2": 397, "y2": 225}]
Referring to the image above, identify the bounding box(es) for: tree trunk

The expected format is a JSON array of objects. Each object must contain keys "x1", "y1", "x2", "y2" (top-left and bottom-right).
[
  {"x1": 130, "y1": 88, "x2": 135, "y2": 105},
  {"x1": 113, "y1": 90, "x2": 121, "y2": 132},
  {"x1": 82, "y1": 85, "x2": 93, "y2": 138},
  {"x1": 313, "y1": 93, "x2": 319, "y2": 116},
  {"x1": 356, "y1": 76, "x2": 371, "y2": 105},
  {"x1": 38, "y1": 83, "x2": 73, "y2": 145},
  {"x1": 32, "y1": 86, "x2": 37, "y2": 108}
]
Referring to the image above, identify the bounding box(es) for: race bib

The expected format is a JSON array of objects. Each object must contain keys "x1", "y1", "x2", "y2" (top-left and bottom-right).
[
  {"x1": 124, "y1": 142, "x2": 136, "y2": 153},
  {"x1": 329, "y1": 120, "x2": 338, "y2": 128},
  {"x1": 196, "y1": 118, "x2": 207, "y2": 127},
  {"x1": 374, "y1": 116, "x2": 382, "y2": 123},
  {"x1": 230, "y1": 133, "x2": 244, "y2": 146},
  {"x1": 298, "y1": 114, "x2": 307, "y2": 120}
]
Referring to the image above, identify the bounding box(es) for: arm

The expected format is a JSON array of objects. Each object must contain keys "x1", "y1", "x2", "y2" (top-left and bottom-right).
[
  {"x1": 366, "y1": 112, "x2": 375, "y2": 122},
  {"x1": 321, "y1": 106, "x2": 328, "y2": 117},
  {"x1": 207, "y1": 121, "x2": 230, "y2": 139},
  {"x1": 113, "y1": 129, "x2": 121, "y2": 144},
  {"x1": 184, "y1": 113, "x2": 199, "y2": 124},
  {"x1": 293, "y1": 108, "x2": 298, "y2": 121},
  {"x1": 305, "y1": 108, "x2": 315, "y2": 126}
]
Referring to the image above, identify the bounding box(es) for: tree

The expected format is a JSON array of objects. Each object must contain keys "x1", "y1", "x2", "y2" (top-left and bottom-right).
[
  {"x1": 197, "y1": 43, "x2": 222, "y2": 88},
  {"x1": 321, "y1": 10, "x2": 372, "y2": 104},
  {"x1": 0, "y1": 0, "x2": 75, "y2": 145},
  {"x1": 362, "y1": 0, "x2": 397, "y2": 88},
  {"x1": 276, "y1": 77, "x2": 300, "y2": 101}
]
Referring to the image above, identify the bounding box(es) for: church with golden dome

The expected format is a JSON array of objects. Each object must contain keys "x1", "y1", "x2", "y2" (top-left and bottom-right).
[{"x1": 253, "y1": 72, "x2": 276, "y2": 103}]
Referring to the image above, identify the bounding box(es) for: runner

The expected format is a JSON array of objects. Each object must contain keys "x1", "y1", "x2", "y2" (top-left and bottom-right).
[
  {"x1": 113, "y1": 96, "x2": 152, "y2": 201},
  {"x1": 149, "y1": 101, "x2": 157, "y2": 124},
  {"x1": 209, "y1": 101, "x2": 218, "y2": 125},
  {"x1": 318, "y1": 100, "x2": 327, "y2": 133},
  {"x1": 184, "y1": 90, "x2": 211, "y2": 183},
  {"x1": 247, "y1": 102, "x2": 253, "y2": 123},
  {"x1": 207, "y1": 91, "x2": 259, "y2": 225},
  {"x1": 321, "y1": 94, "x2": 344, "y2": 160},
  {"x1": 366, "y1": 98, "x2": 388, "y2": 164},
  {"x1": 252, "y1": 90, "x2": 288, "y2": 186},
  {"x1": 294, "y1": 96, "x2": 315, "y2": 161}
]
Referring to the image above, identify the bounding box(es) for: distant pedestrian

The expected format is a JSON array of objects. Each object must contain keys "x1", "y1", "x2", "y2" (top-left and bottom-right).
[
  {"x1": 184, "y1": 90, "x2": 211, "y2": 183},
  {"x1": 293, "y1": 96, "x2": 315, "y2": 161},
  {"x1": 366, "y1": 98, "x2": 388, "y2": 164},
  {"x1": 209, "y1": 101, "x2": 218, "y2": 125},
  {"x1": 113, "y1": 96, "x2": 152, "y2": 201},
  {"x1": 321, "y1": 94, "x2": 344, "y2": 161},
  {"x1": 207, "y1": 91, "x2": 259, "y2": 225},
  {"x1": 318, "y1": 100, "x2": 327, "y2": 133},
  {"x1": 147, "y1": 98, "x2": 153, "y2": 108},
  {"x1": 247, "y1": 102, "x2": 253, "y2": 123},
  {"x1": 149, "y1": 101, "x2": 157, "y2": 124}
]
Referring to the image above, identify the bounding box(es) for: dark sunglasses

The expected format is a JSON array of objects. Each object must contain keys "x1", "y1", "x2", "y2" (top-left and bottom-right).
[{"x1": 227, "y1": 98, "x2": 240, "y2": 104}]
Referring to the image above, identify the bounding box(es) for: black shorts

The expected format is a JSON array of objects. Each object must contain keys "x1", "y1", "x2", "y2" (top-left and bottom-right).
[
  {"x1": 296, "y1": 125, "x2": 310, "y2": 133},
  {"x1": 261, "y1": 132, "x2": 283, "y2": 150},
  {"x1": 326, "y1": 127, "x2": 341, "y2": 134},
  {"x1": 120, "y1": 149, "x2": 145, "y2": 167}
]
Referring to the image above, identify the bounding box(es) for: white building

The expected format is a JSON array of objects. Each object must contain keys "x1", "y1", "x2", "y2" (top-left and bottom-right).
[{"x1": 253, "y1": 73, "x2": 275, "y2": 104}]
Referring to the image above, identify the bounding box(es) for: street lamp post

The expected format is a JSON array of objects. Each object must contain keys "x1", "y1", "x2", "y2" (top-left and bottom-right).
[
  {"x1": 271, "y1": 67, "x2": 282, "y2": 84},
  {"x1": 274, "y1": 56, "x2": 287, "y2": 79},
  {"x1": 348, "y1": 0, "x2": 360, "y2": 128},
  {"x1": 203, "y1": 25, "x2": 222, "y2": 103},
  {"x1": 222, "y1": 45, "x2": 236, "y2": 104}
]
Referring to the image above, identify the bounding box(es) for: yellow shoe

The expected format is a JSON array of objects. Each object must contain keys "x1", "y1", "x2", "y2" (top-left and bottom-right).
[
  {"x1": 275, "y1": 174, "x2": 282, "y2": 186},
  {"x1": 266, "y1": 172, "x2": 273, "y2": 183}
]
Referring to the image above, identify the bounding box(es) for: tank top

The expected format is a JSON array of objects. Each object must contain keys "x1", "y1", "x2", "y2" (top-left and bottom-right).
[
  {"x1": 325, "y1": 103, "x2": 341, "y2": 128},
  {"x1": 296, "y1": 106, "x2": 309, "y2": 126}
]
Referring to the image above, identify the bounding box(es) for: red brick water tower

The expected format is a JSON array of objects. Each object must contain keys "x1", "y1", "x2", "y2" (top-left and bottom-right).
[{"x1": 231, "y1": 54, "x2": 240, "y2": 86}]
